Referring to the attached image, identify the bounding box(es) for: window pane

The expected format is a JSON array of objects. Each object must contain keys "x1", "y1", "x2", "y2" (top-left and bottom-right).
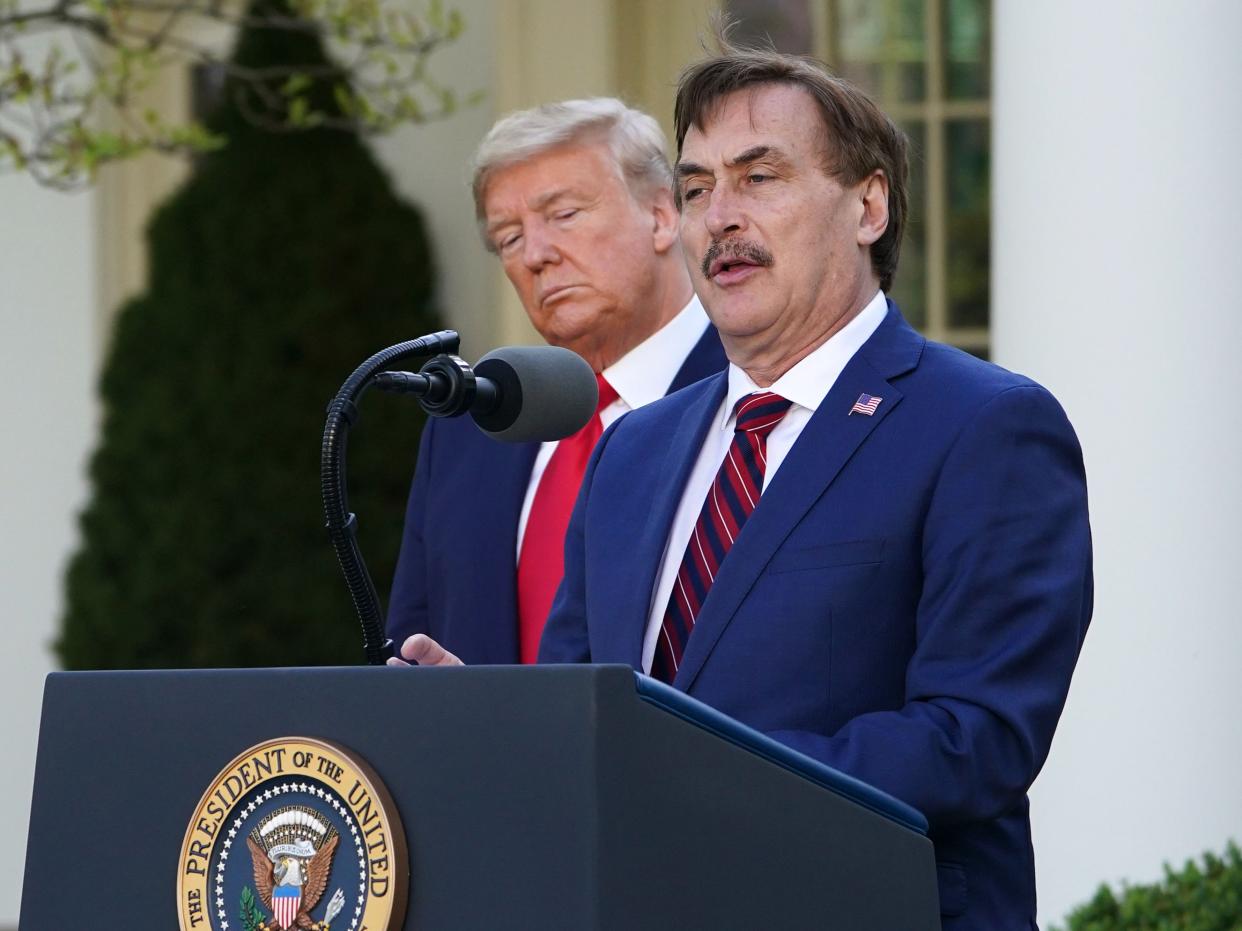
[
  {"x1": 943, "y1": 0, "x2": 990, "y2": 99},
  {"x1": 836, "y1": 0, "x2": 886, "y2": 58},
  {"x1": 835, "y1": 0, "x2": 927, "y2": 103},
  {"x1": 834, "y1": 0, "x2": 884, "y2": 93},
  {"x1": 946, "y1": 119, "x2": 989, "y2": 328},
  {"x1": 893, "y1": 0, "x2": 927, "y2": 102},
  {"x1": 895, "y1": 0, "x2": 926, "y2": 41},
  {"x1": 896, "y1": 61, "x2": 926, "y2": 103},
  {"x1": 890, "y1": 120, "x2": 926, "y2": 329},
  {"x1": 725, "y1": 0, "x2": 815, "y2": 55}
]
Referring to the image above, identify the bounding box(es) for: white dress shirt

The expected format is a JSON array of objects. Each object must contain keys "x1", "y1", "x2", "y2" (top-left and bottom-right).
[
  {"x1": 515, "y1": 295, "x2": 711, "y2": 557},
  {"x1": 640, "y1": 290, "x2": 888, "y2": 673}
]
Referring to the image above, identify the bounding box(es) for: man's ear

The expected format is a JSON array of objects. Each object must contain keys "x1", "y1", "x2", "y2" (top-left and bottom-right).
[
  {"x1": 857, "y1": 170, "x2": 890, "y2": 247},
  {"x1": 651, "y1": 187, "x2": 681, "y2": 255}
]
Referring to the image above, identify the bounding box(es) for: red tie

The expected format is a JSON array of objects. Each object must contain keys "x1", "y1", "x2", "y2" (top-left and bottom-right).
[
  {"x1": 651, "y1": 392, "x2": 793, "y2": 683},
  {"x1": 517, "y1": 373, "x2": 619, "y2": 663}
]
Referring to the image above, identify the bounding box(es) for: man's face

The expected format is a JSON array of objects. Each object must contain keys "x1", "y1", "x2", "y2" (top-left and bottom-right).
[
  {"x1": 676, "y1": 84, "x2": 886, "y2": 379},
  {"x1": 481, "y1": 142, "x2": 678, "y2": 370}
]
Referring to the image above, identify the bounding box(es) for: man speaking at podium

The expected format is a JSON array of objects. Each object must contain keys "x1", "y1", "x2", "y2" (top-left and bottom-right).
[
  {"x1": 386, "y1": 98, "x2": 727, "y2": 665},
  {"x1": 395, "y1": 45, "x2": 1092, "y2": 931}
]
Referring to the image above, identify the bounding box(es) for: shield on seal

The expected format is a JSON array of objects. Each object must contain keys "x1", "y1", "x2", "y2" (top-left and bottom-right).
[{"x1": 272, "y1": 885, "x2": 301, "y2": 929}]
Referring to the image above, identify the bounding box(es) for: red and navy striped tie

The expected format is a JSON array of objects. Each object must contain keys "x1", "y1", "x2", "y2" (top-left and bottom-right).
[{"x1": 651, "y1": 391, "x2": 793, "y2": 684}]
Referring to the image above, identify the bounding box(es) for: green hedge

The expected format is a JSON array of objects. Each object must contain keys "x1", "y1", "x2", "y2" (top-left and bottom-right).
[
  {"x1": 58, "y1": 3, "x2": 440, "y2": 669},
  {"x1": 1055, "y1": 841, "x2": 1242, "y2": 931}
]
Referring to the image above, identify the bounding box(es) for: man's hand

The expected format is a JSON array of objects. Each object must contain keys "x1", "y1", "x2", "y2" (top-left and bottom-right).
[{"x1": 386, "y1": 633, "x2": 464, "y2": 667}]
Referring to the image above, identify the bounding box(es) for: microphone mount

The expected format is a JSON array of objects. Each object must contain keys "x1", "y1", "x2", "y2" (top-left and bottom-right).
[{"x1": 370, "y1": 353, "x2": 500, "y2": 419}]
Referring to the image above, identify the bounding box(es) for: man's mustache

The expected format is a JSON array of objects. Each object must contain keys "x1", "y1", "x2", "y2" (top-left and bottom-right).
[{"x1": 700, "y1": 239, "x2": 775, "y2": 278}]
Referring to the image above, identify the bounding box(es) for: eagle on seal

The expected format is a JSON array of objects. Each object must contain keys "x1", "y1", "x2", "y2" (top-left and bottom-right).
[{"x1": 246, "y1": 833, "x2": 339, "y2": 930}]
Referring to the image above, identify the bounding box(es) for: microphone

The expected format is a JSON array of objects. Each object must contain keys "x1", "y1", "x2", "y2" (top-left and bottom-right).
[
  {"x1": 472, "y1": 346, "x2": 597, "y2": 441},
  {"x1": 372, "y1": 345, "x2": 597, "y2": 443}
]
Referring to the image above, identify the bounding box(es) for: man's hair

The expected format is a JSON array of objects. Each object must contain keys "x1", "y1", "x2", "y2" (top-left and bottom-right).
[
  {"x1": 471, "y1": 97, "x2": 672, "y2": 245},
  {"x1": 673, "y1": 40, "x2": 909, "y2": 292}
]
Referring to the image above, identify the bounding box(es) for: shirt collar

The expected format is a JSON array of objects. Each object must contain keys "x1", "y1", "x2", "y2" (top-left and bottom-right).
[
  {"x1": 722, "y1": 289, "x2": 888, "y2": 429},
  {"x1": 603, "y1": 294, "x2": 710, "y2": 412}
]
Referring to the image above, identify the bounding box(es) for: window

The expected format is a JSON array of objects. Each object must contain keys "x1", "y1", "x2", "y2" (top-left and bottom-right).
[{"x1": 726, "y1": 0, "x2": 992, "y2": 357}]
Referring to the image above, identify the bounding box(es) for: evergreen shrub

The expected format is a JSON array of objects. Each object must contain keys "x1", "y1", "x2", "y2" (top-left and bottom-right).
[
  {"x1": 1054, "y1": 842, "x2": 1242, "y2": 931},
  {"x1": 59, "y1": 3, "x2": 440, "y2": 668}
]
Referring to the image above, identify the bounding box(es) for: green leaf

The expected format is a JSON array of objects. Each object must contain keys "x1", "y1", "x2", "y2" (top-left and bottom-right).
[
  {"x1": 288, "y1": 95, "x2": 309, "y2": 126},
  {"x1": 426, "y1": 0, "x2": 444, "y2": 32},
  {"x1": 165, "y1": 121, "x2": 226, "y2": 152},
  {"x1": 395, "y1": 93, "x2": 421, "y2": 120},
  {"x1": 0, "y1": 131, "x2": 26, "y2": 169},
  {"x1": 333, "y1": 83, "x2": 356, "y2": 117},
  {"x1": 281, "y1": 73, "x2": 313, "y2": 97}
]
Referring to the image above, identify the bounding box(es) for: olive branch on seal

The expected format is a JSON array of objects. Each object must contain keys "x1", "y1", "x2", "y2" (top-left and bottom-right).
[{"x1": 240, "y1": 885, "x2": 267, "y2": 931}]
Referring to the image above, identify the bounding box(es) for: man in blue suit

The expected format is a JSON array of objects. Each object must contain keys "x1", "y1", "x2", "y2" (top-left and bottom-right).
[
  {"x1": 387, "y1": 98, "x2": 726, "y2": 665},
  {"x1": 396, "y1": 50, "x2": 1091, "y2": 930}
]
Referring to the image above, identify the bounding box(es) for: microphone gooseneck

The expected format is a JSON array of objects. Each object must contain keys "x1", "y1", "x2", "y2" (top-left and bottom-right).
[{"x1": 320, "y1": 329, "x2": 460, "y2": 666}]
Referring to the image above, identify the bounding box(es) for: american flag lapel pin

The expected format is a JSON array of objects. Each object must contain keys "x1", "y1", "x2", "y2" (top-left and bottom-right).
[{"x1": 849, "y1": 393, "x2": 882, "y2": 416}]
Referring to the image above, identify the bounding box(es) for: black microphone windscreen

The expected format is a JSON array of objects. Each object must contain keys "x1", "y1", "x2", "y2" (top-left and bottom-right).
[{"x1": 471, "y1": 346, "x2": 597, "y2": 443}]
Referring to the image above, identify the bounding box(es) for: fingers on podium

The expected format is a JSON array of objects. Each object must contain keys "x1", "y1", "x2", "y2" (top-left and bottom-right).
[{"x1": 396, "y1": 633, "x2": 463, "y2": 666}]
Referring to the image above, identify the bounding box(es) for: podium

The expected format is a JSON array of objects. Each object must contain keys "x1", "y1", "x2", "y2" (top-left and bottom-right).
[{"x1": 21, "y1": 664, "x2": 939, "y2": 929}]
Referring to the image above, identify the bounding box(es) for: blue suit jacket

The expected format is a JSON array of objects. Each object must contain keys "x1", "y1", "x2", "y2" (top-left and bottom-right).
[
  {"x1": 386, "y1": 325, "x2": 727, "y2": 664},
  {"x1": 540, "y1": 302, "x2": 1092, "y2": 930}
]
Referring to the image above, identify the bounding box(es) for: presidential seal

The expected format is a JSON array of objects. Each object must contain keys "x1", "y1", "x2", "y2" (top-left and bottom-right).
[{"x1": 177, "y1": 737, "x2": 407, "y2": 931}]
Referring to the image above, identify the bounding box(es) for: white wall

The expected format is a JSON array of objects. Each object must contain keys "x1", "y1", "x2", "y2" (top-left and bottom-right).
[
  {"x1": 993, "y1": 1, "x2": 1242, "y2": 925},
  {"x1": 0, "y1": 174, "x2": 97, "y2": 922}
]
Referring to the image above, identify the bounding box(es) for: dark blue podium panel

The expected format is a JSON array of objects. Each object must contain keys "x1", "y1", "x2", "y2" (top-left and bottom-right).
[{"x1": 22, "y1": 665, "x2": 938, "y2": 929}]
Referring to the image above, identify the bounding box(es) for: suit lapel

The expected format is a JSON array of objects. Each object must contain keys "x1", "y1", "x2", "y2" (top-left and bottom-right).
[
  {"x1": 617, "y1": 374, "x2": 728, "y2": 667},
  {"x1": 674, "y1": 306, "x2": 924, "y2": 691}
]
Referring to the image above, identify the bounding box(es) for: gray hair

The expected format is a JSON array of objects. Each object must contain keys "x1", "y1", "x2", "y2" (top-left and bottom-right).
[{"x1": 471, "y1": 98, "x2": 673, "y2": 237}]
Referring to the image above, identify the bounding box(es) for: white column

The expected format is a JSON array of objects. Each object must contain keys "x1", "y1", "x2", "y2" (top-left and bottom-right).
[
  {"x1": 993, "y1": 1, "x2": 1242, "y2": 925},
  {"x1": 0, "y1": 174, "x2": 97, "y2": 924}
]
